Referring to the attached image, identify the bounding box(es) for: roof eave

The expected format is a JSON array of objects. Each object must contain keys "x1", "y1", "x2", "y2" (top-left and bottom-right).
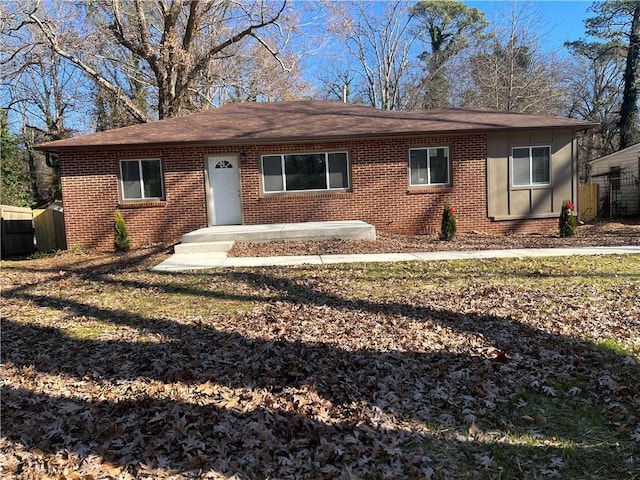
[{"x1": 34, "y1": 123, "x2": 597, "y2": 153}]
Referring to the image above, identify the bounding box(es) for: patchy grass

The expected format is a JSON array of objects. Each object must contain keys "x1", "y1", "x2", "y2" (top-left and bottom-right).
[
  {"x1": 503, "y1": 386, "x2": 629, "y2": 478},
  {"x1": 1, "y1": 251, "x2": 639, "y2": 479},
  {"x1": 597, "y1": 337, "x2": 639, "y2": 357},
  {"x1": 62, "y1": 324, "x2": 111, "y2": 341}
]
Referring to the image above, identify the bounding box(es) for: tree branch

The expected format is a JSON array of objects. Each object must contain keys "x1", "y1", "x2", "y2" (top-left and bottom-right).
[
  {"x1": 249, "y1": 33, "x2": 291, "y2": 73},
  {"x1": 28, "y1": 11, "x2": 151, "y2": 123},
  {"x1": 134, "y1": 0, "x2": 151, "y2": 56},
  {"x1": 189, "y1": 1, "x2": 287, "y2": 80},
  {"x1": 182, "y1": 0, "x2": 200, "y2": 50}
]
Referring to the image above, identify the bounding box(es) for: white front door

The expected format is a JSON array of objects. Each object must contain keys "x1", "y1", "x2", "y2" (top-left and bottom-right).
[{"x1": 207, "y1": 156, "x2": 242, "y2": 225}]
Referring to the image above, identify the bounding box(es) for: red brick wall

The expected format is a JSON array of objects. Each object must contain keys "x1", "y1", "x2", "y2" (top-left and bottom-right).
[
  {"x1": 59, "y1": 135, "x2": 558, "y2": 250},
  {"x1": 60, "y1": 148, "x2": 209, "y2": 251}
]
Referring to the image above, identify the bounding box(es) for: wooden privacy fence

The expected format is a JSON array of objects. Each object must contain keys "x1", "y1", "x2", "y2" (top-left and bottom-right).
[
  {"x1": 579, "y1": 183, "x2": 599, "y2": 223},
  {"x1": 1, "y1": 205, "x2": 35, "y2": 256},
  {"x1": 33, "y1": 207, "x2": 67, "y2": 252},
  {"x1": 1, "y1": 204, "x2": 66, "y2": 257}
]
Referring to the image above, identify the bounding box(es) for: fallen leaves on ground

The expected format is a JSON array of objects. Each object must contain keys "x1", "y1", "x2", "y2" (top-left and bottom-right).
[
  {"x1": 1, "y1": 242, "x2": 639, "y2": 478},
  {"x1": 229, "y1": 220, "x2": 640, "y2": 257}
]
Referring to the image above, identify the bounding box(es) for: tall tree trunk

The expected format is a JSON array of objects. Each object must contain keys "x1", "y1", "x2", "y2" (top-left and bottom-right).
[
  {"x1": 619, "y1": 2, "x2": 640, "y2": 149},
  {"x1": 423, "y1": 58, "x2": 449, "y2": 109}
]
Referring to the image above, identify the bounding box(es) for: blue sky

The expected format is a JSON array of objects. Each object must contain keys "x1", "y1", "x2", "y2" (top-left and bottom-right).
[
  {"x1": 304, "y1": 1, "x2": 596, "y2": 76},
  {"x1": 467, "y1": 1, "x2": 594, "y2": 52}
]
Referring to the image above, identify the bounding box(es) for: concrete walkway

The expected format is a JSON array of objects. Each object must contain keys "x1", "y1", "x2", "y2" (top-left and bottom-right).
[{"x1": 151, "y1": 245, "x2": 640, "y2": 272}]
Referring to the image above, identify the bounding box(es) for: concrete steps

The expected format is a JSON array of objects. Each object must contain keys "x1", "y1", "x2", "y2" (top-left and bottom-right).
[
  {"x1": 174, "y1": 241, "x2": 234, "y2": 254},
  {"x1": 173, "y1": 221, "x2": 376, "y2": 255},
  {"x1": 180, "y1": 221, "x2": 376, "y2": 244}
]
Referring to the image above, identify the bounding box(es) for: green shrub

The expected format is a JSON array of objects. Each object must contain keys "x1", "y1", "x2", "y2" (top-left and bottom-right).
[
  {"x1": 559, "y1": 200, "x2": 577, "y2": 238},
  {"x1": 114, "y1": 209, "x2": 131, "y2": 251},
  {"x1": 441, "y1": 204, "x2": 457, "y2": 241}
]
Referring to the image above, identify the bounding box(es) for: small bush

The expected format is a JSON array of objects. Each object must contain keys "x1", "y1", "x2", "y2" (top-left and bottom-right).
[
  {"x1": 441, "y1": 204, "x2": 457, "y2": 241},
  {"x1": 559, "y1": 200, "x2": 577, "y2": 238},
  {"x1": 114, "y1": 209, "x2": 131, "y2": 251}
]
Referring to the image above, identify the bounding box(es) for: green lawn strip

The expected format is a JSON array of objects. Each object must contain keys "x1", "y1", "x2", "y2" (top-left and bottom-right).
[{"x1": 281, "y1": 255, "x2": 639, "y2": 297}]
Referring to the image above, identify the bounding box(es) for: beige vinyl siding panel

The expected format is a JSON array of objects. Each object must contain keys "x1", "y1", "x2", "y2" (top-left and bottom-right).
[
  {"x1": 591, "y1": 143, "x2": 640, "y2": 172},
  {"x1": 510, "y1": 190, "x2": 532, "y2": 216},
  {"x1": 487, "y1": 129, "x2": 577, "y2": 220},
  {"x1": 532, "y1": 188, "x2": 553, "y2": 214},
  {"x1": 551, "y1": 132, "x2": 576, "y2": 212},
  {"x1": 486, "y1": 132, "x2": 509, "y2": 218}
]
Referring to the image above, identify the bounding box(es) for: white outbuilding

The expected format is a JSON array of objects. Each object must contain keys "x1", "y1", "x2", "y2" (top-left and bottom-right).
[{"x1": 589, "y1": 143, "x2": 640, "y2": 218}]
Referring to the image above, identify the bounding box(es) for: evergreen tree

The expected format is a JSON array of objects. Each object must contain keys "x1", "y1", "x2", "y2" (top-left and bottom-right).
[
  {"x1": 114, "y1": 210, "x2": 131, "y2": 252},
  {"x1": 559, "y1": 201, "x2": 577, "y2": 238},
  {"x1": 440, "y1": 204, "x2": 457, "y2": 241},
  {"x1": 410, "y1": 0, "x2": 487, "y2": 109},
  {"x1": 584, "y1": 1, "x2": 640, "y2": 149},
  {"x1": 0, "y1": 110, "x2": 34, "y2": 207}
]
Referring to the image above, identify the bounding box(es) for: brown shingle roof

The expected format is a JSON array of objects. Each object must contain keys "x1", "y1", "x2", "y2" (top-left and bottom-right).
[{"x1": 36, "y1": 100, "x2": 597, "y2": 152}]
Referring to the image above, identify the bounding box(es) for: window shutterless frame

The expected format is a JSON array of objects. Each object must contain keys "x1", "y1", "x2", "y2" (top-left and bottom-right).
[
  {"x1": 408, "y1": 146, "x2": 451, "y2": 186},
  {"x1": 511, "y1": 146, "x2": 551, "y2": 187},
  {"x1": 261, "y1": 152, "x2": 350, "y2": 193},
  {"x1": 119, "y1": 158, "x2": 165, "y2": 200}
]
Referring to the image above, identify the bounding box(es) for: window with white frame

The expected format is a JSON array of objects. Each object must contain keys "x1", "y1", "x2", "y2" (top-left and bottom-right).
[
  {"x1": 119, "y1": 159, "x2": 164, "y2": 200},
  {"x1": 261, "y1": 152, "x2": 349, "y2": 193},
  {"x1": 512, "y1": 146, "x2": 551, "y2": 186},
  {"x1": 409, "y1": 147, "x2": 450, "y2": 186}
]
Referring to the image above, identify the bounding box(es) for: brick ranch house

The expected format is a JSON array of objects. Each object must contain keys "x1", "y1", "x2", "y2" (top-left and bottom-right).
[{"x1": 36, "y1": 100, "x2": 596, "y2": 250}]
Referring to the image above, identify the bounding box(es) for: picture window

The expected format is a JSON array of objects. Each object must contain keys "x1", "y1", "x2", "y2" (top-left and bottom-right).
[{"x1": 261, "y1": 152, "x2": 349, "y2": 193}]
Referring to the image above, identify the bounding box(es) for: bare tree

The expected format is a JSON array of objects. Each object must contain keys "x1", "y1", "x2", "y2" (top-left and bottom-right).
[
  {"x1": 209, "y1": 44, "x2": 311, "y2": 105},
  {"x1": 318, "y1": 64, "x2": 359, "y2": 103},
  {"x1": 565, "y1": 41, "x2": 625, "y2": 166},
  {"x1": 1, "y1": 2, "x2": 85, "y2": 137},
  {"x1": 1, "y1": 2, "x2": 87, "y2": 200},
  {"x1": 464, "y1": 1, "x2": 566, "y2": 115},
  {"x1": 336, "y1": 1, "x2": 415, "y2": 110},
  {"x1": 25, "y1": 0, "x2": 289, "y2": 121}
]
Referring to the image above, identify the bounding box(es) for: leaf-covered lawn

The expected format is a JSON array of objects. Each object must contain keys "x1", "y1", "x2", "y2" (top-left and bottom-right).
[
  {"x1": 229, "y1": 221, "x2": 640, "y2": 257},
  {"x1": 1, "y1": 251, "x2": 639, "y2": 479}
]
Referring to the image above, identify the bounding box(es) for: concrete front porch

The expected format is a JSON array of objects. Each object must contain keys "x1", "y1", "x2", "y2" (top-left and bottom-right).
[{"x1": 174, "y1": 220, "x2": 376, "y2": 254}]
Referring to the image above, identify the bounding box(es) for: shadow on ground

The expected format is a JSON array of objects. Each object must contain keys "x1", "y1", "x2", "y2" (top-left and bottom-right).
[{"x1": 2, "y1": 250, "x2": 639, "y2": 478}]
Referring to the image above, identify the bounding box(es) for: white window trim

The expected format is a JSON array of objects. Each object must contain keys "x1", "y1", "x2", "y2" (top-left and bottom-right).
[
  {"x1": 119, "y1": 158, "x2": 165, "y2": 201},
  {"x1": 512, "y1": 146, "x2": 551, "y2": 187},
  {"x1": 261, "y1": 151, "x2": 350, "y2": 193},
  {"x1": 408, "y1": 146, "x2": 451, "y2": 187}
]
